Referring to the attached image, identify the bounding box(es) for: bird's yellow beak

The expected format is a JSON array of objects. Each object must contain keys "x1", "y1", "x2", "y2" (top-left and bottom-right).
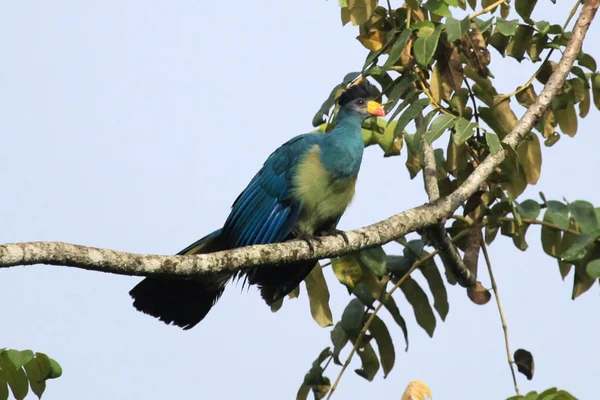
[{"x1": 367, "y1": 101, "x2": 386, "y2": 117}]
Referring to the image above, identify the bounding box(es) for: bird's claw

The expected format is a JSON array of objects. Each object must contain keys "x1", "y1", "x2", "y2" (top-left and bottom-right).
[
  {"x1": 293, "y1": 230, "x2": 322, "y2": 255},
  {"x1": 331, "y1": 229, "x2": 350, "y2": 245}
]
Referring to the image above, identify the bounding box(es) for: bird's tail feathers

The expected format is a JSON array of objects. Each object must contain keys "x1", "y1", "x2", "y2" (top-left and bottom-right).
[{"x1": 129, "y1": 229, "x2": 230, "y2": 330}]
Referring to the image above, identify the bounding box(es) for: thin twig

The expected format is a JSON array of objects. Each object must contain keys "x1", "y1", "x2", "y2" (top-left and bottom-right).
[
  {"x1": 497, "y1": 216, "x2": 582, "y2": 236},
  {"x1": 468, "y1": 0, "x2": 509, "y2": 20},
  {"x1": 481, "y1": 241, "x2": 519, "y2": 396},
  {"x1": 464, "y1": 78, "x2": 482, "y2": 138},
  {"x1": 326, "y1": 229, "x2": 471, "y2": 399}
]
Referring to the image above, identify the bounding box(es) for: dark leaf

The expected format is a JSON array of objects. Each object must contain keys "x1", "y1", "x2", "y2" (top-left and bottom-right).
[
  {"x1": 382, "y1": 29, "x2": 414, "y2": 72},
  {"x1": 330, "y1": 323, "x2": 349, "y2": 365},
  {"x1": 506, "y1": 25, "x2": 534, "y2": 62},
  {"x1": 354, "y1": 342, "x2": 380, "y2": 381},
  {"x1": 568, "y1": 200, "x2": 600, "y2": 235},
  {"x1": 368, "y1": 315, "x2": 395, "y2": 377},
  {"x1": 514, "y1": 348, "x2": 534, "y2": 380},
  {"x1": 572, "y1": 261, "x2": 596, "y2": 299},
  {"x1": 0, "y1": 376, "x2": 7, "y2": 400},
  {"x1": 420, "y1": 258, "x2": 449, "y2": 320},
  {"x1": 359, "y1": 247, "x2": 387, "y2": 277},
  {"x1": 516, "y1": 199, "x2": 541, "y2": 220},
  {"x1": 341, "y1": 298, "x2": 366, "y2": 339},
  {"x1": 399, "y1": 276, "x2": 436, "y2": 337},
  {"x1": 515, "y1": 0, "x2": 537, "y2": 24},
  {"x1": 560, "y1": 234, "x2": 596, "y2": 263},
  {"x1": 382, "y1": 295, "x2": 409, "y2": 350}
]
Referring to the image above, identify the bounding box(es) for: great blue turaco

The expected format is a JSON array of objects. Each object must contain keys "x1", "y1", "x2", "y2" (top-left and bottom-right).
[{"x1": 129, "y1": 79, "x2": 386, "y2": 329}]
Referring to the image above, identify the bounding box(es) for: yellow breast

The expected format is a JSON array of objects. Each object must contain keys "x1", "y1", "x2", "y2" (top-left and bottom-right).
[{"x1": 292, "y1": 146, "x2": 357, "y2": 234}]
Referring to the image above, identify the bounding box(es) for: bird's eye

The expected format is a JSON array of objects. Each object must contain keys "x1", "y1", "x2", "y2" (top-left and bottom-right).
[{"x1": 356, "y1": 99, "x2": 365, "y2": 105}]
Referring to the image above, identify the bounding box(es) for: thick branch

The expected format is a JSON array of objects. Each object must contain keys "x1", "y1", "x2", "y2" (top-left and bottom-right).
[
  {"x1": 0, "y1": 2, "x2": 597, "y2": 277},
  {"x1": 421, "y1": 136, "x2": 474, "y2": 287}
]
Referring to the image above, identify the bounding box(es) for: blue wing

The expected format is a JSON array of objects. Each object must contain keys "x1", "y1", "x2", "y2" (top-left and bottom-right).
[{"x1": 222, "y1": 133, "x2": 320, "y2": 248}]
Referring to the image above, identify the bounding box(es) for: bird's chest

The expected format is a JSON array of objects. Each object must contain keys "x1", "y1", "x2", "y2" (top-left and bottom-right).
[{"x1": 292, "y1": 146, "x2": 358, "y2": 233}]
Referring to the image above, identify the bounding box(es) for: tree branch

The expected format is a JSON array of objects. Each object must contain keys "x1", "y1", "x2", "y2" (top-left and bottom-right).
[
  {"x1": 421, "y1": 136, "x2": 474, "y2": 287},
  {"x1": 0, "y1": 1, "x2": 597, "y2": 278}
]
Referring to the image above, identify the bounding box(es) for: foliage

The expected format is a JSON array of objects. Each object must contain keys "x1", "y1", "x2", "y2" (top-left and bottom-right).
[
  {"x1": 282, "y1": 0, "x2": 600, "y2": 398},
  {"x1": 0, "y1": 349, "x2": 62, "y2": 400}
]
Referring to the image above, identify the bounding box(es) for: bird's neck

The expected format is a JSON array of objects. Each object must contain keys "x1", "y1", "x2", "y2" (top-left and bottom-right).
[
  {"x1": 319, "y1": 109, "x2": 365, "y2": 178},
  {"x1": 333, "y1": 108, "x2": 364, "y2": 134}
]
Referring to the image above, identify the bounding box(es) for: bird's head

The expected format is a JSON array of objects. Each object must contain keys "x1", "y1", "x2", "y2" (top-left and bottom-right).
[{"x1": 337, "y1": 79, "x2": 386, "y2": 120}]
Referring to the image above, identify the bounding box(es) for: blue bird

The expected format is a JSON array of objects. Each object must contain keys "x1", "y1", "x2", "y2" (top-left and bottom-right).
[{"x1": 129, "y1": 79, "x2": 385, "y2": 329}]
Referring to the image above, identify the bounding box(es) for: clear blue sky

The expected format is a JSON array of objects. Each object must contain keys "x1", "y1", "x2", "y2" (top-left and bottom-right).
[{"x1": 1, "y1": 1, "x2": 598, "y2": 399}]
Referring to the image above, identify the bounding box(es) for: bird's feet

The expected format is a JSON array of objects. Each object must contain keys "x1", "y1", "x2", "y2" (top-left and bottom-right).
[
  {"x1": 292, "y1": 230, "x2": 323, "y2": 255},
  {"x1": 328, "y1": 229, "x2": 349, "y2": 245}
]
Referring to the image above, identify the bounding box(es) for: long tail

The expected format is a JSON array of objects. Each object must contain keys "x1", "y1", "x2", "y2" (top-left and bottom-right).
[{"x1": 129, "y1": 229, "x2": 230, "y2": 330}]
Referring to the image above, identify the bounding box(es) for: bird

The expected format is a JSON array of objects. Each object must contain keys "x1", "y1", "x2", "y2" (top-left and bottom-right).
[{"x1": 129, "y1": 79, "x2": 385, "y2": 330}]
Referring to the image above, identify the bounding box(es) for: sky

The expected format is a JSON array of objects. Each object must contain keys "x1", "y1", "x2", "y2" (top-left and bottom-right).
[{"x1": 1, "y1": 1, "x2": 598, "y2": 399}]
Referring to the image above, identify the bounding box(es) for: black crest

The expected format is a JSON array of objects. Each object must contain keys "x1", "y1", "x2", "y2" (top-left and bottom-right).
[{"x1": 338, "y1": 79, "x2": 376, "y2": 106}]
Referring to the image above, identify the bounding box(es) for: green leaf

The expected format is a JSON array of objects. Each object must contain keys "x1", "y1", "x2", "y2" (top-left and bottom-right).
[
  {"x1": 424, "y1": 0, "x2": 451, "y2": 17},
  {"x1": 515, "y1": 0, "x2": 537, "y2": 24},
  {"x1": 304, "y1": 264, "x2": 334, "y2": 327},
  {"x1": 368, "y1": 315, "x2": 395, "y2": 378},
  {"x1": 586, "y1": 259, "x2": 600, "y2": 279},
  {"x1": 572, "y1": 261, "x2": 596, "y2": 299},
  {"x1": 414, "y1": 23, "x2": 443, "y2": 67},
  {"x1": 332, "y1": 255, "x2": 363, "y2": 289},
  {"x1": 568, "y1": 200, "x2": 600, "y2": 235},
  {"x1": 341, "y1": 298, "x2": 365, "y2": 338},
  {"x1": 555, "y1": 100, "x2": 578, "y2": 136},
  {"x1": 330, "y1": 323, "x2": 349, "y2": 365},
  {"x1": 541, "y1": 201, "x2": 569, "y2": 258},
  {"x1": 0, "y1": 375, "x2": 7, "y2": 400},
  {"x1": 516, "y1": 199, "x2": 541, "y2": 219},
  {"x1": 0, "y1": 352, "x2": 28, "y2": 400},
  {"x1": 560, "y1": 234, "x2": 596, "y2": 263},
  {"x1": 578, "y1": 52, "x2": 597, "y2": 72},
  {"x1": 593, "y1": 73, "x2": 600, "y2": 110},
  {"x1": 394, "y1": 98, "x2": 431, "y2": 136},
  {"x1": 382, "y1": 29, "x2": 414, "y2": 72},
  {"x1": 23, "y1": 356, "x2": 51, "y2": 399},
  {"x1": 399, "y1": 276, "x2": 436, "y2": 337},
  {"x1": 445, "y1": 17, "x2": 471, "y2": 42},
  {"x1": 474, "y1": 17, "x2": 494, "y2": 33},
  {"x1": 296, "y1": 383, "x2": 310, "y2": 400},
  {"x1": 453, "y1": 117, "x2": 477, "y2": 144},
  {"x1": 506, "y1": 25, "x2": 534, "y2": 62},
  {"x1": 359, "y1": 247, "x2": 387, "y2": 277},
  {"x1": 420, "y1": 258, "x2": 449, "y2": 321},
  {"x1": 496, "y1": 18, "x2": 518, "y2": 36},
  {"x1": 486, "y1": 132, "x2": 502, "y2": 154},
  {"x1": 535, "y1": 20, "x2": 550, "y2": 35},
  {"x1": 382, "y1": 295, "x2": 409, "y2": 351},
  {"x1": 425, "y1": 114, "x2": 456, "y2": 144}
]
